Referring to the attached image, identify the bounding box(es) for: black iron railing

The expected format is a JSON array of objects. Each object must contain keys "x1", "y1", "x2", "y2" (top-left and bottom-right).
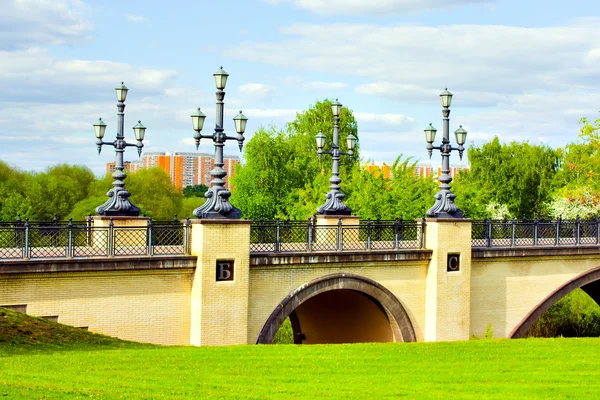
[
  {"x1": 472, "y1": 217, "x2": 600, "y2": 248},
  {"x1": 0, "y1": 217, "x2": 191, "y2": 260},
  {"x1": 250, "y1": 218, "x2": 426, "y2": 253}
]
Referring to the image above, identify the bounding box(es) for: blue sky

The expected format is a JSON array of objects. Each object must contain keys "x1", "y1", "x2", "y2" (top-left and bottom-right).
[{"x1": 1, "y1": 0, "x2": 599, "y2": 175}]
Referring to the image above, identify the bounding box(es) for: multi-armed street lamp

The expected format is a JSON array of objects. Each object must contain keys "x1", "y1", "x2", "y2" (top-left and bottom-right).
[
  {"x1": 190, "y1": 67, "x2": 248, "y2": 219},
  {"x1": 93, "y1": 82, "x2": 147, "y2": 216},
  {"x1": 315, "y1": 99, "x2": 358, "y2": 215},
  {"x1": 424, "y1": 88, "x2": 468, "y2": 218}
]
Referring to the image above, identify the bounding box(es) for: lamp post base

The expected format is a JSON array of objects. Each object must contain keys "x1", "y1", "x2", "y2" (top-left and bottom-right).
[
  {"x1": 193, "y1": 188, "x2": 242, "y2": 219},
  {"x1": 426, "y1": 190, "x2": 463, "y2": 219},
  {"x1": 317, "y1": 191, "x2": 352, "y2": 216},
  {"x1": 96, "y1": 188, "x2": 141, "y2": 217}
]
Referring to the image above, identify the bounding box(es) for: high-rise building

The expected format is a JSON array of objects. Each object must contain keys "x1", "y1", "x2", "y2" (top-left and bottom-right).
[
  {"x1": 363, "y1": 162, "x2": 469, "y2": 179},
  {"x1": 107, "y1": 152, "x2": 240, "y2": 190},
  {"x1": 105, "y1": 161, "x2": 142, "y2": 175},
  {"x1": 415, "y1": 164, "x2": 469, "y2": 179}
]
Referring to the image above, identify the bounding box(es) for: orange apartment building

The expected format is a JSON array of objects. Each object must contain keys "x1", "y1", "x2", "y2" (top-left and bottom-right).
[
  {"x1": 107, "y1": 152, "x2": 240, "y2": 190},
  {"x1": 105, "y1": 161, "x2": 142, "y2": 175},
  {"x1": 364, "y1": 162, "x2": 469, "y2": 180}
]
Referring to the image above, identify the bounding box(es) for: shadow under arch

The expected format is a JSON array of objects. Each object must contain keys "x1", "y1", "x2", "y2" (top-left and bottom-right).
[
  {"x1": 510, "y1": 265, "x2": 600, "y2": 338},
  {"x1": 256, "y1": 272, "x2": 416, "y2": 344}
]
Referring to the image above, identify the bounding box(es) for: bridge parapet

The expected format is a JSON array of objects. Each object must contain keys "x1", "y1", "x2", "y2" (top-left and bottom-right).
[
  {"x1": 0, "y1": 217, "x2": 190, "y2": 260},
  {"x1": 472, "y1": 218, "x2": 600, "y2": 248},
  {"x1": 250, "y1": 218, "x2": 426, "y2": 253}
]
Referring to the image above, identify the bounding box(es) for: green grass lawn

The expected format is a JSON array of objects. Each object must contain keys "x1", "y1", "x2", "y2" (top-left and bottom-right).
[{"x1": 2, "y1": 308, "x2": 600, "y2": 399}]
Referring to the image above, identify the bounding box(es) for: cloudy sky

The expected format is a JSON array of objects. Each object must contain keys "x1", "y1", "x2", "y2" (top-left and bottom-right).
[{"x1": 1, "y1": 0, "x2": 599, "y2": 175}]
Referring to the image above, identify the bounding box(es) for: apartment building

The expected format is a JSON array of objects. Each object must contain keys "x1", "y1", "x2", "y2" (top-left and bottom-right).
[
  {"x1": 108, "y1": 152, "x2": 240, "y2": 190},
  {"x1": 364, "y1": 162, "x2": 469, "y2": 179},
  {"x1": 105, "y1": 160, "x2": 142, "y2": 175}
]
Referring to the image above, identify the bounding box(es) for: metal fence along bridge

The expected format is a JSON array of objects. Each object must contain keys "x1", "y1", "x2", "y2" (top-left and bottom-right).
[{"x1": 1, "y1": 216, "x2": 599, "y2": 261}]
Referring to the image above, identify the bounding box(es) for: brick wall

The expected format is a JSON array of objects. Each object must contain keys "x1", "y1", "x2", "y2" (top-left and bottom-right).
[{"x1": 0, "y1": 269, "x2": 194, "y2": 345}]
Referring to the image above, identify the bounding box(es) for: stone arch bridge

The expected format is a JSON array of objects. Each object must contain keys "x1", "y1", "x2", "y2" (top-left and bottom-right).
[{"x1": 1, "y1": 216, "x2": 600, "y2": 345}]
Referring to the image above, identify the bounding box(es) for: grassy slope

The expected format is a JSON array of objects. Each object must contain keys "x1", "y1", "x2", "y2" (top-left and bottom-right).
[
  {"x1": 0, "y1": 307, "x2": 147, "y2": 352},
  {"x1": 1, "y1": 308, "x2": 600, "y2": 399}
]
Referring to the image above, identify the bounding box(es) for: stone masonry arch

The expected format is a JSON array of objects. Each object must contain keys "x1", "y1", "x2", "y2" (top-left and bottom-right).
[
  {"x1": 510, "y1": 266, "x2": 600, "y2": 338},
  {"x1": 256, "y1": 273, "x2": 416, "y2": 344}
]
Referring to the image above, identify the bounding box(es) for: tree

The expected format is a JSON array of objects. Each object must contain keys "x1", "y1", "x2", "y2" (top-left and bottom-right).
[
  {"x1": 386, "y1": 157, "x2": 438, "y2": 219},
  {"x1": 183, "y1": 184, "x2": 208, "y2": 198},
  {"x1": 231, "y1": 99, "x2": 359, "y2": 220},
  {"x1": 27, "y1": 164, "x2": 96, "y2": 220},
  {"x1": 0, "y1": 161, "x2": 30, "y2": 221},
  {"x1": 343, "y1": 156, "x2": 437, "y2": 220},
  {"x1": 453, "y1": 137, "x2": 560, "y2": 218},
  {"x1": 126, "y1": 167, "x2": 182, "y2": 220},
  {"x1": 547, "y1": 111, "x2": 600, "y2": 219}
]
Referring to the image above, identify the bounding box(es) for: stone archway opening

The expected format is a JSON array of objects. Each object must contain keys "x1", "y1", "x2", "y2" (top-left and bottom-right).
[
  {"x1": 257, "y1": 273, "x2": 416, "y2": 344},
  {"x1": 511, "y1": 266, "x2": 600, "y2": 338}
]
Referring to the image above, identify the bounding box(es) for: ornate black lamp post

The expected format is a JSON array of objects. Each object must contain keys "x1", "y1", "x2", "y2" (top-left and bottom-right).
[
  {"x1": 315, "y1": 99, "x2": 358, "y2": 216},
  {"x1": 190, "y1": 66, "x2": 248, "y2": 219},
  {"x1": 424, "y1": 88, "x2": 468, "y2": 218},
  {"x1": 93, "y1": 82, "x2": 146, "y2": 216}
]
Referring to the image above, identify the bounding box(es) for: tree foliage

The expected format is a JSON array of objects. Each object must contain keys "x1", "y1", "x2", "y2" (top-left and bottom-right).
[
  {"x1": 183, "y1": 184, "x2": 208, "y2": 198},
  {"x1": 344, "y1": 157, "x2": 437, "y2": 220},
  {"x1": 231, "y1": 99, "x2": 359, "y2": 220},
  {"x1": 453, "y1": 137, "x2": 560, "y2": 218}
]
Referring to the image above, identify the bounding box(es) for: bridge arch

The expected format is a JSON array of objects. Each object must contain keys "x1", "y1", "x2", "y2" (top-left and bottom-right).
[
  {"x1": 256, "y1": 273, "x2": 416, "y2": 344},
  {"x1": 510, "y1": 266, "x2": 600, "y2": 338}
]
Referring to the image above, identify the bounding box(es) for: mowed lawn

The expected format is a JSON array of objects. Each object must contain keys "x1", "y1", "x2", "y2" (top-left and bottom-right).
[{"x1": 1, "y1": 338, "x2": 600, "y2": 399}]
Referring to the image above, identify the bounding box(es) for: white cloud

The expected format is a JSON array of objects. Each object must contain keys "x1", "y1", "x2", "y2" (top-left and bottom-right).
[
  {"x1": 355, "y1": 112, "x2": 416, "y2": 127},
  {"x1": 0, "y1": 48, "x2": 177, "y2": 102},
  {"x1": 234, "y1": 22, "x2": 600, "y2": 100},
  {"x1": 238, "y1": 83, "x2": 277, "y2": 101},
  {"x1": 303, "y1": 81, "x2": 347, "y2": 91},
  {"x1": 127, "y1": 15, "x2": 148, "y2": 24},
  {"x1": 0, "y1": 0, "x2": 92, "y2": 50},
  {"x1": 239, "y1": 108, "x2": 298, "y2": 119},
  {"x1": 263, "y1": 0, "x2": 493, "y2": 16}
]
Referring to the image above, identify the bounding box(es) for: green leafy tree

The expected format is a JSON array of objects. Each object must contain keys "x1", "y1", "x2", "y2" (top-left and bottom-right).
[
  {"x1": 183, "y1": 184, "x2": 208, "y2": 198},
  {"x1": 179, "y1": 197, "x2": 205, "y2": 219},
  {"x1": 387, "y1": 157, "x2": 437, "y2": 219},
  {"x1": 27, "y1": 164, "x2": 96, "y2": 220},
  {"x1": 126, "y1": 167, "x2": 182, "y2": 220},
  {"x1": 547, "y1": 112, "x2": 600, "y2": 219},
  {"x1": 453, "y1": 137, "x2": 560, "y2": 218},
  {"x1": 0, "y1": 161, "x2": 31, "y2": 221},
  {"x1": 67, "y1": 175, "x2": 113, "y2": 220},
  {"x1": 343, "y1": 156, "x2": 437, "y2": 220},
  {"x1": 232, "y1": 99, "x2": 359, "y2": 220}
]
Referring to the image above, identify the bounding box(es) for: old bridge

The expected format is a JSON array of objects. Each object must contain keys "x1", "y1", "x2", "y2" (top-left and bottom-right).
[{"x1": 1, "y1": 216, "x2": 600, "y2": 345}]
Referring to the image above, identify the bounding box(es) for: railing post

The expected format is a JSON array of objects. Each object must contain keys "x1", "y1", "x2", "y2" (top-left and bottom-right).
[
  {"x1": 67, "y1": 218, "x2": 73, "y2": 258},
  {"x1": 576, "y1": 215, "x2": 581, "y2": 246},
  {"x1": 24, "y1": 218, "x2": 30, "y2": 259},
  {"x1": 275, "y1": 219, "x2": 281, "y2": 253},
  {"x1": 511, "y1": 218, "x2": 516, "y2": 247},
  {"x1": 15, "y1": 214, "x2": 22, "y2": 248},
  {"x1": 555, "y1": 216, "x2": 560, "y2": 246},
  {"x1": 337, "y1": 217, "x2": 343, "y2": 251},
  {"x1": 87, "y1": 214, "x2": 93, "y2": 246},
  {"x1": 52, "y1": 213, "x2": 58, "y2": 248},
  {"x1": 393, "y1": 218, "x2": 399, "y2": 250},
  {"x1": 148, "y1": 218, "x2": 154, "y2": 256},
  {"x1": 420, "y1": 217, "x2": 426, "y2": 249},
  {"x1": 108, "y1": 218, "x2": 115, "y2": 257},
  {"x1": 533, "y1": 218, "x2": 538, "y2": 246},
  {"x1": 184, "y1": 218, "x2": 191, "y2": 255},
  {"x1": 366, "y1": 219, "x2": 372, "y2": 250},
  {"x1": 307, "y1": 217, "x2": 313, "y2": 252},
  {"x1": 596, "y1": 216, "x2": 599, "y2": 246},
  {"x1": 486, "y1": 219, "x2": 492, "y2": 247}
]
